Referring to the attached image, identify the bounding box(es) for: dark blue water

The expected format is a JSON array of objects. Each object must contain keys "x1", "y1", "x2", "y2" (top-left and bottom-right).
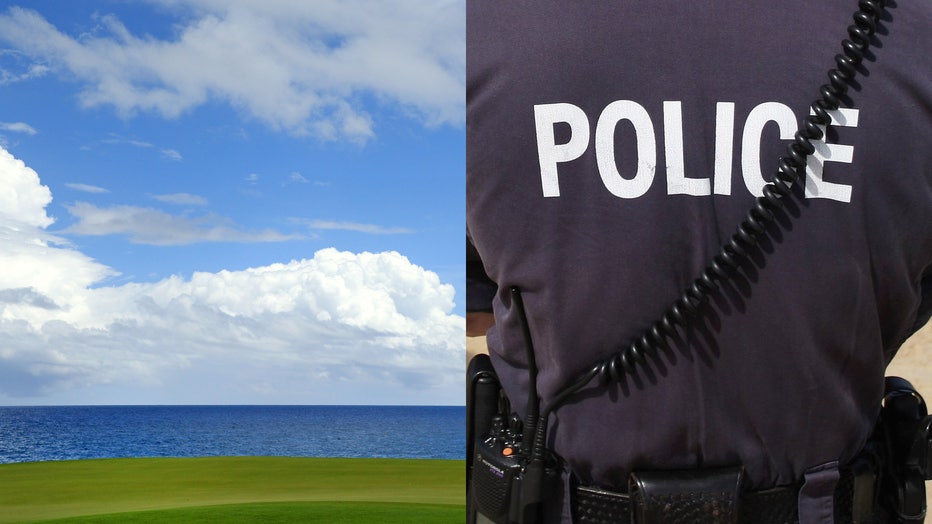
[{"x1": 0, "y1": 405, "x2": 464, "y2": 464}]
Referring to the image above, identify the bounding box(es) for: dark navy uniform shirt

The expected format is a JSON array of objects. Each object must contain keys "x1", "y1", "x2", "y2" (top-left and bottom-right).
[{"x1": 467, "y1": 2, "x2": 932, "y2": 522}]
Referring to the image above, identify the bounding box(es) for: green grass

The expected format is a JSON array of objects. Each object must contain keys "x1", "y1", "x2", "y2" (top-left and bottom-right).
[
  {"x1": 33, "y1": 502, "x2": 462, "y2": 523},
  {"x1": 0, "y1": 457, "x2": 465, "y2": 523}
]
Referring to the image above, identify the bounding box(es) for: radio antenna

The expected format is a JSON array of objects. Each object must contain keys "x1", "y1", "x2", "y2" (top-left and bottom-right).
[{"x1": 511, "y1": 287, "x2": 539, "y2": 454}]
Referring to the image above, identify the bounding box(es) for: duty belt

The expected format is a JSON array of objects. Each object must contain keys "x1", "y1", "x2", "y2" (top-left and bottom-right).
[{"x1": 572, "y1": 465, "x2": 878, "y2": 524}]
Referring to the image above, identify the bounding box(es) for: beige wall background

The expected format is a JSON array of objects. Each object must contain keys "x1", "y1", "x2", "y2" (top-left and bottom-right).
[{"x1": 888, "y1": 321, "x2": 932, "y2": 399}]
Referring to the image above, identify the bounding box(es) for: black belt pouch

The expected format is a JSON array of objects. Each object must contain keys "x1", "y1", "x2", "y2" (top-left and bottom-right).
[{"x1": 629, "y1": 467, "x2": 745, "y2": 524}]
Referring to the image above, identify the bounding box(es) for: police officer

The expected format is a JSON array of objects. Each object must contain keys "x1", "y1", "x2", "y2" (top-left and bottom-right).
[{"x1": 467, "y1": 1, "x2": 932, "y2": 523}]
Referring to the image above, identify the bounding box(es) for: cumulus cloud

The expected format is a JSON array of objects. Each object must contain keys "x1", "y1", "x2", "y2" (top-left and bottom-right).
[
  {"x1": 0, "y1": 1, "x2": 465, "y2": 142},
  {"x1": 0, "y1": 144, "x2": 463, "y2": 401},
  {"x1": 0, "y1": 149, "x2": 118, "y2": 326},
  {"x1": 63, "y1": 202, "x2": 301, "y2": 245},
  {"x1": 0, "y1": 288, "x2": 59, "y2": 310},
  {"x1": 0, "y1": 146, "x2": 54, "y2": 228}
]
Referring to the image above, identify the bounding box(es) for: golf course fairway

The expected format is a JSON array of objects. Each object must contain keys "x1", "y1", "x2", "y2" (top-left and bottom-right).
[{"x1": 0, "y1": 456, "x2": 464, "y2": 523}]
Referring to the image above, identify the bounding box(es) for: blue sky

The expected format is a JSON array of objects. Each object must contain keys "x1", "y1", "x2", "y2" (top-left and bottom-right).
[{"x1": 0, "y1": 1, "x2": 464, "y2": 405}]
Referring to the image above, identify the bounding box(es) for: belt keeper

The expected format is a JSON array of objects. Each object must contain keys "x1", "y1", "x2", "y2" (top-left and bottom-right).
[{"x1": 628, "y1": 467, "x2": 745, "y2": 524}]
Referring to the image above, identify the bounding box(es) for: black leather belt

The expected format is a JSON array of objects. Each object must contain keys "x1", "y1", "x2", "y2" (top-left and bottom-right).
[{"x1": 572, "y1": 466, "x2": 873, "y2": 524}]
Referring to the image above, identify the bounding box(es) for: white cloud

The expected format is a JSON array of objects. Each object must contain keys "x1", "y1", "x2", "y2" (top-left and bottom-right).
[
  {"x1": 0, "y1": 49, "x2": 48, "y2": 85},
  {"x1": 151, "y1": 192, "x2": 208, "y2": 206},
  {"x1": 0, "y1": 146, "x2": 54, "y2": 228},
  {"x1": 0, "y1": 1, "x2": 465, "y2": 142},
  {"x1": 304, "y1": 219, "x2": 413, "y2": 235},
  {"x1": 0, "y1": 122, "x2": 37, "y2": 135},
  {"x1": 99, "y1": 135, "x2": 183, "y2": 160},
  {"x1": 0, "y1": 144, "x2": 463, "y2": 402},
  {"x1": 288, "y1": 171, "x2": 308, "y2": 184},
  {"x1": 0, "y1": 150, "x2": 118, "y2": 329},
  {"x1": 63, "y1": 202, "x2": 301, "y2": 245},
  {"x1": 65, "y1": 183, "x2": 109, "y2": 194},
  {"x1": 160, "y1": 148, "x2": 183, "y2": 161}
]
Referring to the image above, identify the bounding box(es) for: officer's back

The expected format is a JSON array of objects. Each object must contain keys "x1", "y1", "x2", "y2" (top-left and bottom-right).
[{"x1": 467, "y1": 1, "x2": 932, "y2": 522}]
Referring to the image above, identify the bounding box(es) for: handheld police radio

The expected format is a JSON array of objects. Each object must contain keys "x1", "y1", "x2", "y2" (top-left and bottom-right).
[{"x1": 469, "y1": 287, "x2": 555, "y2": 524}]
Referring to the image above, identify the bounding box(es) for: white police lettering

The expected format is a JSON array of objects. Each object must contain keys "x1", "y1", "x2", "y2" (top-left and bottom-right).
[
  {"x1": 665, "y1": 101, "x2": 710, "y2": 196},
  {"x1": 741, "y1": 102, "x2": 797, "y2": 197},
  {"x1": 806, "y1": 108, "x2": 858, "y2": 202},
  {"x1": 534, "y1": 103, "x2": 590, "y2": 197},
  {"x1": 713, "y1": 102, "x2": 736, "y2": 196},
  {"x1": 595, "y1": 100, "x2": 656, "y2": 198},
  {"x1": 534, "y1": 101, "x2": 858, "y2": 202}
]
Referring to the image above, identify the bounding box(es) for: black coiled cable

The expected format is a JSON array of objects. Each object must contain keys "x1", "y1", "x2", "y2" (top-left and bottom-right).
[{"x1": 541, "y1": 0, "x2": 888, "y2": 421}]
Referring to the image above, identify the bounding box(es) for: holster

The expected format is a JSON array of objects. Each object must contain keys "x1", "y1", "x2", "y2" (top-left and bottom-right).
[{"x1": 878, "y1": 377, "x2": 932, "y2": 523}]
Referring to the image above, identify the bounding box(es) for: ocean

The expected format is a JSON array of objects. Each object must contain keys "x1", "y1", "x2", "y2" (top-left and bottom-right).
[{"x1": 0, "y1": 405, "x2": 465, "y2": 464}]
